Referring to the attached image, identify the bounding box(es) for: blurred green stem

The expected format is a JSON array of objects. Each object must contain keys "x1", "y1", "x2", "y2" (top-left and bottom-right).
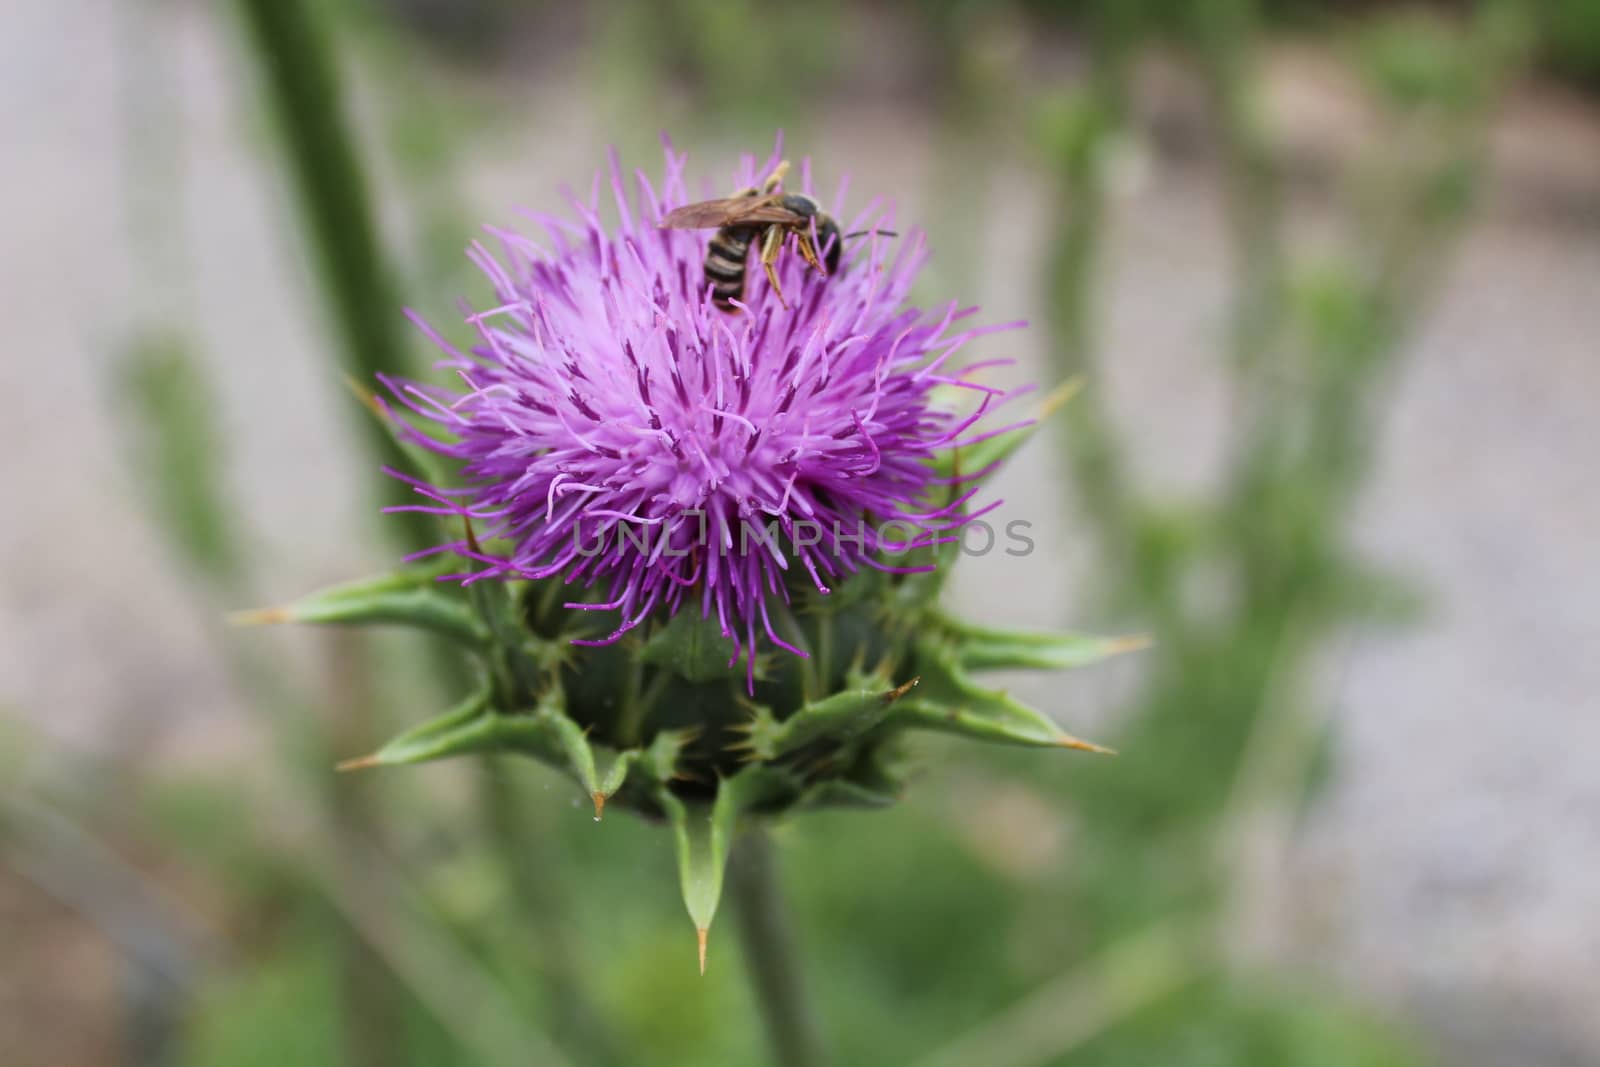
[
  {"x1": 232, "y1": 8, "x2": 435, "y2": 1061},
  {"x1": 233, "y1": 0, "x2": 432, "y2": 552},
  {"x1": 481, "y1": 762, "x2": 622, "y2": 1066},
  {"x1": 1044, "y1": 2, "x2": 1179, "y2": 629},
  {"x1": 234, "y1": 7, "x2": 619, "y2": 1063},
  {"x1": 730, "y1": 830, "x2": 825, "y2": 1067},
  {"x1": 1189, "y1": 0, "x2": 1286, "y2": 385},
  {"x1": 913, "y1": 919, "x2": 1202, "y2": 1067},
  {"x1": 325, "y1": 631, "x2": 402, "y2": 1067}
]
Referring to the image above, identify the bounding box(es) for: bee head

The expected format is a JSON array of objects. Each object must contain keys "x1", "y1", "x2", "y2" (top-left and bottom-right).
[{"x1": 780, "y1": 193, "x2": 822, "y2": 219}]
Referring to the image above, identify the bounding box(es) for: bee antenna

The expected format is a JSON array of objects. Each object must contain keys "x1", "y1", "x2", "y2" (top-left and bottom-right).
[{"x1": 842, "y1": 229, "x2": 898, "y2": 240}]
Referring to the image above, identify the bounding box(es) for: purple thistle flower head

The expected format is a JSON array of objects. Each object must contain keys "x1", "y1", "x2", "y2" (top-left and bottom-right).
[{"x1": 383, "y1": 138, "x2": 1025, "y2": 683}]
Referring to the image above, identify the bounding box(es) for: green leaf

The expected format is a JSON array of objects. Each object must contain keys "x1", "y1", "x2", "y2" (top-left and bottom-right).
[
  {"x1": 593, "y1": 749, "x2": 642, "y2": 820},
  {"x1": 896, "y1": 639, "x2": 1112, "y2": 752},
  {"x1": 886, "y1": 699, "x2": 1087, "y2": 749},
  {"x1": 938, "y1": 613, "x2": 1150, "y2": 673},
  {"x1": 337, "y1": 692, "x2": 604, "y2": 788},
  {"x1": 658, "y1": 788, "x2": 738, "y2": 974},
  {"x1": 759, "y1": 680, "x2": 916, "y2": 758},
  {"x1": 337, "y1": 688, "x2": 494, "y2": 769},
  {"x1": 541, "y1": 694, "x2": 602, "y2": 813},
  {"x1": 658, "y1": 768, "x2": 793, "y2": 973},
  {"x1": 234, "y1": 569, "x2": 486, "y2": 650}
]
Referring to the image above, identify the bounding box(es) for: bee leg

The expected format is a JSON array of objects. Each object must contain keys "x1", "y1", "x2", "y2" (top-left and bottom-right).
[
  {"x1": 759, "y1": 225, "x2": 789, "y2": 309},
  {"x1": 795, "y1": 231, "x2": 827, "y2": 277}
]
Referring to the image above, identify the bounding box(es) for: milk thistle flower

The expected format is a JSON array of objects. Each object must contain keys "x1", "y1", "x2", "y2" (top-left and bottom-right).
[
  {"x1": 386, "y1": 142, "x2": 1012, "y2": 684},
  {"x1": 248, "y1": 139, "x2": 1140, "y2": 968}
]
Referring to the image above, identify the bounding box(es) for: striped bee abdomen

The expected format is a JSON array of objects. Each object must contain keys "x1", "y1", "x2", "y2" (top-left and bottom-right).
[{"x1": 706, "y1": 225, "x2": 755, "y2": 309}]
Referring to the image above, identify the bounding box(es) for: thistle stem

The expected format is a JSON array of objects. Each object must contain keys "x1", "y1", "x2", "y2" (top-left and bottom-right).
[
  {"x1": 729, "y1": 829, "x2": 826, "y2": 1067},
  {"x1": 232, "y1": 0, "x2": 433, "y2": 554},
  {"x1": 481, "y1": 762, "x2": 622, "y2": 1066}
]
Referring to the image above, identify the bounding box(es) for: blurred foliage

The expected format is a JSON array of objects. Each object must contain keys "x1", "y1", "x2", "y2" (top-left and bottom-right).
[
  {"x1": 595, "y1": 0, "x2": 844, "y2": 133},
  {"x1": 119, "y1": 335, "x2": 244, "y2": 591},
  {"x1": 1023, "y1": 5, "x2": 1521, "y2": 1067},
  {"x1": 7, "y1": 0, "x2": 1571, "y2": 1065},
  {"x1": 1063, "y1": 977, "x2": 1427, "y2": 1067},
  {"x1": 1541, "y1": 0, "x2": 1600, "y2": 83}
]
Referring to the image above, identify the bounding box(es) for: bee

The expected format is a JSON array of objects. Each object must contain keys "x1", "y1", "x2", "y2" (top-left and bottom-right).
[{"x1": 659, "y1": 160, "x2": 859, "y2": 312}]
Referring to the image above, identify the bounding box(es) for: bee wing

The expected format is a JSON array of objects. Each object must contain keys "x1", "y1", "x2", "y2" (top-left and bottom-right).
[{"x1": 658, "y1": 196, "x2": 805, "y2": 230}]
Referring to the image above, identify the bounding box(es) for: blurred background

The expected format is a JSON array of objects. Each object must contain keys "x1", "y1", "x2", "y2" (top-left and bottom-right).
[{"x1": 4, "y1": 0, "x2": 1598, "y2": 1064}]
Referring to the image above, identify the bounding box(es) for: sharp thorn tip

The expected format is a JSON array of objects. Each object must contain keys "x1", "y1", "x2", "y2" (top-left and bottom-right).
[
  {"x1": 1040, "y1": 377, "x2": 1086, "y2": 417},
  {"x1": 227, "y1": 607, "x2": 290, "y2": 626},
  {"x1": 1108, "y1": 634, "x2": 1153, "y2": 654},
  {"x1": 1058, "y1": 736, "x2": 1116, "y2": 755},
  {"x1": 885, "y1": 677, "x2": 921, "y2": 703}
]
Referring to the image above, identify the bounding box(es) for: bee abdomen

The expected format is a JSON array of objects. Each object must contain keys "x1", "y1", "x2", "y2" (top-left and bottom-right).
[
  {"x1": 706, "y1": 225, "x2": 753, "y2": 308},
  {"x1": 705, "y1": 251, "x2": 744, "y2": 283}
]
